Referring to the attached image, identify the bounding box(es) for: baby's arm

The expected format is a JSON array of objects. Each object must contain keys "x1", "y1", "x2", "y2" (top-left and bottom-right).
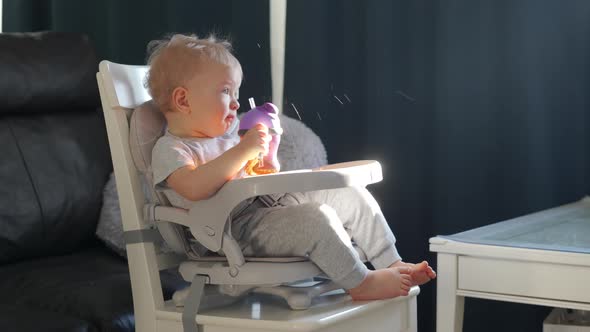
[{"x1": 167, "y1": 124, "x2": 270, "y2": 201}]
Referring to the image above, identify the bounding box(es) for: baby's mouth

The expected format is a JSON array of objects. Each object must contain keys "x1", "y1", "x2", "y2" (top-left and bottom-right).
[{"x1": 225, "y1": 114, "x2": 236, "y2": 125}]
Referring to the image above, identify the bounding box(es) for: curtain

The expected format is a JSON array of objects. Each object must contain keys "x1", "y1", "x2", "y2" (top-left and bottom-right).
[
  {"x1": 284, "y1": 1, "x2": 590, "y2": 331},
  {"x1": 2, "y1": 0, "x2": 272, "y2": 109}
]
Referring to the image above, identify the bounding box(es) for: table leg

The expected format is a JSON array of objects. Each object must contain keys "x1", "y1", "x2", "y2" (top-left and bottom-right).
[{"x1": 436, "y1": 253, "x2": 465, "y2": 332}]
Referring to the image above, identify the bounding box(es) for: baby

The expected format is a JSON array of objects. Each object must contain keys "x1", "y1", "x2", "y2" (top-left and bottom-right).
[{"x1": 148, "y1": 34, "x2": 435, "y2": 301}]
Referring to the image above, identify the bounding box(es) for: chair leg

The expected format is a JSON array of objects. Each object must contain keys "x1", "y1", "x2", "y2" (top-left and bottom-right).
[{"x1": 182, "y1": 275, "x2": 207, "y2": 332}]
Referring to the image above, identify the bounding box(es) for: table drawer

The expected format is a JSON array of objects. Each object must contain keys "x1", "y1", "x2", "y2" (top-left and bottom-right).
[{"x1": 458, "y1": 256, "x2": 590, "y2": 303}]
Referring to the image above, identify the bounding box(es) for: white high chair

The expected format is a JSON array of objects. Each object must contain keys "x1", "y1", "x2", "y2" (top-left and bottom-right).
[{"x1": 97, "y1": 60, "x2": 419, "y2": 332}]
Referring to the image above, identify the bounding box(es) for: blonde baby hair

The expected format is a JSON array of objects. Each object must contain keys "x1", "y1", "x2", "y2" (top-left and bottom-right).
[{"x1": 145, "y1": 33, "x2": 242, "y2": 113}]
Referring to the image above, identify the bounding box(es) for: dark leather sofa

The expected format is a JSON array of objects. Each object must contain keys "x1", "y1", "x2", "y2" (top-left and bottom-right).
[{"x1": 0, "y1": 31, "x2": 184, "y2": 332}]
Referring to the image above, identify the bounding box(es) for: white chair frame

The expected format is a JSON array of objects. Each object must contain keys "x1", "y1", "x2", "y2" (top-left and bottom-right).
[{"x1": 97, "y1": 60, "x2": 418, "y2": 332}]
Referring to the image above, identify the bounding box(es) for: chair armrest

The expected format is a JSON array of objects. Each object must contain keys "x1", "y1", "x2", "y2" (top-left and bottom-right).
[{"x1": 189, "y1": 160, "x2": 382, "y2": 252}]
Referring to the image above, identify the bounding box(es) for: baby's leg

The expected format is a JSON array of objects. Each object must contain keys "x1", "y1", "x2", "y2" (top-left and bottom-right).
[
  {"x1": 235, "y1": 202, "x2": 410, "y2": 299},
  {"x1": 297, "y1": 188, "x2": 436, "y2": 286},
  {"x1": 237, "y1": 202, "x2": 368, "y2": 289},
  {"x1": 295, "y1": 187, "x2": 401, "y2": 269}
]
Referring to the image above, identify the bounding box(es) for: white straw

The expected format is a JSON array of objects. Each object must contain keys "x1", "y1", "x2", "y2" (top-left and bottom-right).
[{"x1": 248, "y1": 97, "x2": 256, "y2": 109}]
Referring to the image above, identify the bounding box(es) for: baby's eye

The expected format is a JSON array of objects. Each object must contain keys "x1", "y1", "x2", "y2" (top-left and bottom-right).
[{"x1": 222, "y1": 87, "x2": 230, "y2": 94}]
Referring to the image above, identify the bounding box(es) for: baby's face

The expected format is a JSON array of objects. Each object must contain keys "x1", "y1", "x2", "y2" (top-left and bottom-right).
[{"x1": 183, "y1": 61, "x2": 242, "y2": 138}]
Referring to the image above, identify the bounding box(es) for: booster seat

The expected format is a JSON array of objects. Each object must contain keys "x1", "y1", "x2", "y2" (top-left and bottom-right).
[{"x1": 97, "y1": 60, "x2": 418, "y2": 332}]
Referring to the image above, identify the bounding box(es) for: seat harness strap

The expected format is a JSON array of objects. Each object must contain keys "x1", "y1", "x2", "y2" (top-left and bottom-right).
[
  {"x1": 182, "y1": 275, "x2": 207, "y2": 332},
  {"x1": 123, "y1": 228, "x2": 163, "y2": 244}
]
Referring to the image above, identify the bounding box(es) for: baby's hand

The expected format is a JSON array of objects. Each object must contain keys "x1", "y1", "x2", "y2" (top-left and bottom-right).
[{"x1": 238, "y1": 123, "x2": 270, "y2": 160}]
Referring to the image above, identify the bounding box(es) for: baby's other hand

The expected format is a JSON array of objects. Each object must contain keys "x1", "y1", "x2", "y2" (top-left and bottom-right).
[{"x1": 239, "y1": 123, "x2": 270, "y2": 159}]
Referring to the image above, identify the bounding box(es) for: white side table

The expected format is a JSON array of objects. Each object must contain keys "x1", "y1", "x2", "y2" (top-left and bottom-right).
[{"x1": 430, "y1": 197, "x2": 590, "y2": 332}]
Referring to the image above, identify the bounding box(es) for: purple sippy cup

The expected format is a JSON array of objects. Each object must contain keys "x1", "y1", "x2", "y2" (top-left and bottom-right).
[{"x1": 238, "y1": 98, "x2": 282, "y2": 175}]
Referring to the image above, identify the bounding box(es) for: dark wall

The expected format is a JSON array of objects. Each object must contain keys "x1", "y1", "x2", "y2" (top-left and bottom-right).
[
  {"x1": 284, "y1": 1, "x2": 590, "y2": 331},
  {"x1": 2, "y1": 0, "x2": 273, "y2": 113}
]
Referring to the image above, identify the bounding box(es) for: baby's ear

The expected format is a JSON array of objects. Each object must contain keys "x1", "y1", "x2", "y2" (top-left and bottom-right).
[{"x1": 171, "y1": 86, "x2": 190, "y2": 114}]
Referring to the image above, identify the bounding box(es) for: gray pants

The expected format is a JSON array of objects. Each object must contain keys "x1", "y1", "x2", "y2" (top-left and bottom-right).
[{"x1": 231, "y1": 187, "x2": 401, "y2": 289}]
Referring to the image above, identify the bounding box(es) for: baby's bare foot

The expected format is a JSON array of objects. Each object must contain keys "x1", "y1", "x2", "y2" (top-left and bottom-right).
[
  {"x1": 391, "y1": 260, "x2": 436, "y2": 286},
  {"x1": 348, "y1": 267, "x2": 412, "y2": 301}
]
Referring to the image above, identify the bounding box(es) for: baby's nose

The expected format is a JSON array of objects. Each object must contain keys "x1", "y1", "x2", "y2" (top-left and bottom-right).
[{"x1": 230, "y1": 100, "x2": 240, "y2": 111}]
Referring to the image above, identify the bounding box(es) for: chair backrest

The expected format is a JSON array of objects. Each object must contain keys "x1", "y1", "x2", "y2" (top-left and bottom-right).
[
  {"x1": 97, "y1": 61, "x2": 151, "y2": 237},
  {"x1": 98, "y1": 60, "x2": 196, "y2": 256},
  {"x1": 101, "y1": 62, "x2": 151, "y2": 109},
  {"x1": 97, "y1": 60, "x2": 185, "y2": 321}
]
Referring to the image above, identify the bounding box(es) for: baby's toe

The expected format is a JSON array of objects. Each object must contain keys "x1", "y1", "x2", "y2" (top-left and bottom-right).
[
  {"x1": 427, "y1": 268, "x2": 437, "y2": 278},
  {"x1": 414, "y1": 261, "x2": 429, "y2": 271},
  {"x1": 401, "y1": 275, "x2": 412, "y2": 285}
]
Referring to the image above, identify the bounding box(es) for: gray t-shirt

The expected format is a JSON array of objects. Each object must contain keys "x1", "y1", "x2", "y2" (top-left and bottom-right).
[{"x1": 151, "y1": 119, "x2": 245, "y2": 210}]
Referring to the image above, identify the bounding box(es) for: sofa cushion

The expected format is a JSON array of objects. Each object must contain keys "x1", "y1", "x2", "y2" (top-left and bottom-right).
[
  {"x1": 0, "y1": 31, "x2": 99, "y2": 114},
  {"x1": 0, "y1": 31, "x2": 112, "y2": 264},
  {"x1": 0, "y1": 246, "x2": 188, "y2": 332},
  {"x1": 0, "y1": 304, "x2": 92, "y2": 332},
  {"x1": 0, "y1": 110, "x2": 112, "y2": 264}
]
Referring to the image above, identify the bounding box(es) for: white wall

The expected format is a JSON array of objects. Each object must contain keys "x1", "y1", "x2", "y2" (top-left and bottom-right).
[{"x1": 0, "y1": 0, "x2": 3, "y2": 33}]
